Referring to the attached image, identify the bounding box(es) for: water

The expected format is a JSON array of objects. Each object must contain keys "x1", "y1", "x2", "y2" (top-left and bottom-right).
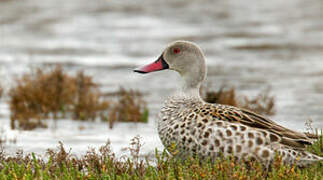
[{"x1": 0, "y1": 0, "x2": 323, "y2": 156}]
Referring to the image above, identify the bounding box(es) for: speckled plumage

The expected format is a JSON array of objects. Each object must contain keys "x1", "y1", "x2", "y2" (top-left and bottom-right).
[
  {"x1": 135, "y1": 40, "x2": 323, "y2": 167},
  {"x1": 158, "y1": 92, "x2": 322, "y2": 167}
]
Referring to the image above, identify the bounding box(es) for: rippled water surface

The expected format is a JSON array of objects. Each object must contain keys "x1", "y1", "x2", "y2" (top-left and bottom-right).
[{"x1": 1, "y1": 0, "x2": 323, "y2": 155}]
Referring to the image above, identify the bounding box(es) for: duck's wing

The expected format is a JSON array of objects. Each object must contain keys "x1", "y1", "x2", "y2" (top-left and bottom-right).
[{"x1": 208, "y1": 104, "x2": 312, "y2": 148}]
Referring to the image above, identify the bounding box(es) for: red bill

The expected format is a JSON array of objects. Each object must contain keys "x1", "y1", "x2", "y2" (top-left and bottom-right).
[{"x1": 134, "y1": 55, "x2": 169, "y2": 74}]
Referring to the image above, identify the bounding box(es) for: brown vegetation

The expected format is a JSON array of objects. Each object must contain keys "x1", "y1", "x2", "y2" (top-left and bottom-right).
[
  {"x1": 240, "y1": 88, "x2": 275, "y2": 116},
  {"x1": 204, "y1": 86, "x2": 238, "y2": 107},
  {"x1": 9, "y1": 66, "x2": 148, "y2": 130},
  {"x1": 72, "y1": 71, "x2": 109, "y2": 121},
  {"x1": 103, "y1": 88, "x2": 149, "y2": 129},
  {"x1": 0, "y1": 85, "x2": 3, "y2": 99},
  {"x1": 203, "y1": 85, "x2": 275, "y2": 116}
]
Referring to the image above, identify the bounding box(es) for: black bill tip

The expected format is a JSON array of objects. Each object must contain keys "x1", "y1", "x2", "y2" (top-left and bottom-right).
[{"x1": 133, "y1": 69, "x2": 148, "y2": 74}]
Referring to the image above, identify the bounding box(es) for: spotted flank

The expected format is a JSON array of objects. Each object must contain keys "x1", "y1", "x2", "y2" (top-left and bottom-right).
[
  {"x1": 158, "y1": 95, "x2": 322, "y2": 167},
  {"x1": 135, "y1": 40, "x2": 323, "y2": 167}
]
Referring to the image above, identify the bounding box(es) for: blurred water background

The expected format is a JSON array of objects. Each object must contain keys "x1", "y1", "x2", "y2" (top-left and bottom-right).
[{"x1": 0, "y1": 0, "x2": 323, "y2": 156}]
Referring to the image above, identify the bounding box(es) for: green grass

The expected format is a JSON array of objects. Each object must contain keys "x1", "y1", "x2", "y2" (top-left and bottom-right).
[
  {"x1": 0, "y1": 133, "x2": 322, "y2": 180},
  {"x1": 140, "y1": 108, "x2": 149, "y2": 123}
]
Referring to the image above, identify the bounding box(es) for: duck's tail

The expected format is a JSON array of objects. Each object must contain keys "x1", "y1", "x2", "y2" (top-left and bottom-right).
[{"x1": 278, "y1": 148, "x2": 323, "y2": 167}]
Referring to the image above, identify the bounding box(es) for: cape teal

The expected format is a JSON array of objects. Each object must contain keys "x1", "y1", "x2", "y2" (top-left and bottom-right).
[{"x1": 134, "y1": 40, "x2": 323, "y2": 167}]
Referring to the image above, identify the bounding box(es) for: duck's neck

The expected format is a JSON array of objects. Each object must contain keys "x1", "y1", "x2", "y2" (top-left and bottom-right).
[
  {"x1": 180, "y1": 66, "x2": 206, "y2": 98},
  {"x1": 170, "y1": 86, "x2": 201, "y2": 105},
  {"x1": 179, "y1": 75, "x2": 204, "y2": 100},
  {"x1": 180, "y1": 86, "x2": 201, "y2": 100}
]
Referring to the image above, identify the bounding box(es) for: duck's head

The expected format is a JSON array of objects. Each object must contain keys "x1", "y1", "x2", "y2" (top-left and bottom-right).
[{"x1": 134, "y1": 41, "x2": 207, "y2": 90}]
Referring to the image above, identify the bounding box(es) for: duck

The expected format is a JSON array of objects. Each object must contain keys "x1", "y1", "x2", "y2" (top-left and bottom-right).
[{"x1": 134, "y1": 40, "x2": 323, "y2": 167}]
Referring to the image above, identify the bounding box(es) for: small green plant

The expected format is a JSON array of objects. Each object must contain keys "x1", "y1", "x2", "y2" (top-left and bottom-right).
[{"x1": 307, "y1": 129, "x2": 323, "y2": 157}]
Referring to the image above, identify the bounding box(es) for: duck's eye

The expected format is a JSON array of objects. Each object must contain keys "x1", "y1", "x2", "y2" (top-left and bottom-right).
[{"x1": 173, "y1": 48, "x2": 181, "y2": 54}]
